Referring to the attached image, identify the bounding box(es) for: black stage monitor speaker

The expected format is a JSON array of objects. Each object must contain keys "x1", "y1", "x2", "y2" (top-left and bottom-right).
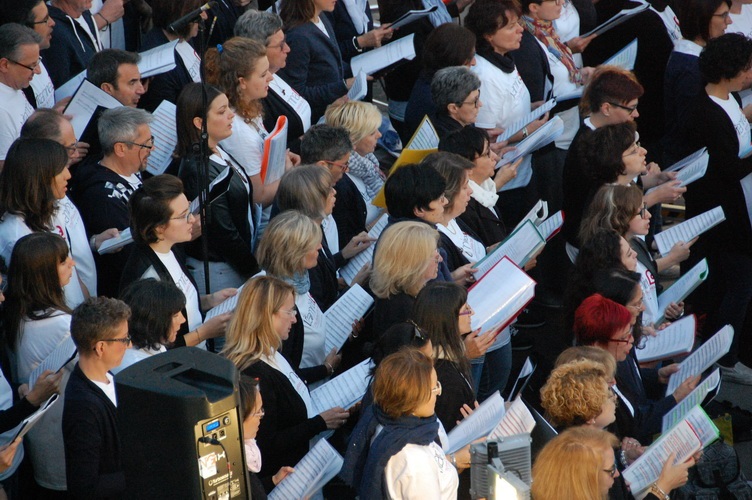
[{"x1": 116, "y1": 347, "x2": 248, "y2": 499}]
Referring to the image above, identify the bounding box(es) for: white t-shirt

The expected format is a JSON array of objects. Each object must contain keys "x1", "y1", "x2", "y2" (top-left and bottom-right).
[
  {"x1": 322, "y1": 214, "x2": 340, "y2": 255},
  {"x1": 16, "y1": 312, "x2": 72, "y2": 383},
  {"x1": 56, "y1": 197, "x2": 97, "y2": 297},
  {"x1": 437, "y1": 219, "x2": 486, "y2": 263},
  {"x1": 313, "y1": 17, "x2": 329, "y2": 37},
  {"x1": 0, "y1": 365, "x2": 23, "y2": 481},
  {"x1": 92, "y1": 372, "x2": 118, "y2": 406},
  {"x1": 90, "y1": 0, "x2": 125, "y2": 49},
  {"x1": 221, "y1": 114, "x2": 267, "y2": 178},
  {"x1": 554, "y1": 0, "x2": 583, "y2": 66},
  {"x1": 384, "y1": 441, "x2": 459, "y2": 500},
  {"x1": 729, "y1": 4, "x2": 752, "y2": 38},
  {"x1": 0, "y1": 82, "x2": 34, "y2": 160},
  {"x1": 30, "y1": 62, "x2": 55, "y2": 109},
  {"x1": 153, "y1": 250, "x2": 205, "y2": 348},
  {"x1": 296, "y1": 292, "x2": 326, "y2": 371},
  {"x1": 710, "y1": 94, "x2": 751, "y2": 156}
]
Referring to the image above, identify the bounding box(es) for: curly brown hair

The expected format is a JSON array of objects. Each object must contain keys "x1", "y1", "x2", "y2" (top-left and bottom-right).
[{"x1": 540, "y1": 359, "x2": 610, "y2": 428}]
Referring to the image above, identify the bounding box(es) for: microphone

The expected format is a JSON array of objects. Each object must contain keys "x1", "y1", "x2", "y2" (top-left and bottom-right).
[{"x1": 168, "y1": 2, "x2": 217, "y2": 34}]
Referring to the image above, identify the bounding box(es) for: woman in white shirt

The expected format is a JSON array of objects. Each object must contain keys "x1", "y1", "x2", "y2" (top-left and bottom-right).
[
  {"x1": 342, "y1": 348, "x2": 459, "y2": 500},
  {"x1": 4, "y1": 232, "x2": 73, "y2": 494},
  {"x1": 113, "y1": 279, "x2": 186, "y2": 375}
]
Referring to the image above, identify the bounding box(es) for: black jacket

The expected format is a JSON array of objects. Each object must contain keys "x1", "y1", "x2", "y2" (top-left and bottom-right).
[
  {"x1": 261, "y1": 83, "x2": 307, "y2": 154},
  {"x1": 41, "y1": 6, "x2": 99, "y2": 87},
  {"x1": 457, "y1": 198, "x2": 507, "y2": 249},
  {"x1": 63, "y1": 363, "x2": 125, "y2": 499},
  {"x1": 325, "y1": 0, "x2": 374, "y2": 63},
  {"x1": 242, "y1": 360, "x2": 327, "y2": 490},
  {"x1": 332, "y1": 174, "x2": 368, "y2": 250},
  {"x1": 178, "y1": 152, "x2": 259, "y2": 278},
  {"x1": 510, "y1": 30, "x2": 553, "y2": 103}
]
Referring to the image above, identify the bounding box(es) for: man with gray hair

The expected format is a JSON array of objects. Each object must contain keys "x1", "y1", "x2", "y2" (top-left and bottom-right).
[
  {"x1": 70, "y1": 106, "x2": 153, "y2": 296},
  {"x1": 430, "y1": 66, "x2": 482, "y2": 140},
  {"x1": 0, "y1": 23, "x2": 43, "y2": 166},
  {"x1": 235, "y1": 9, "x2": 311, "y2": 150}
]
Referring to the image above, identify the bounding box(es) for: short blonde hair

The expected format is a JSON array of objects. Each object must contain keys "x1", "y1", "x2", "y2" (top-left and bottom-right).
[
  {"x1": 221, "y1": 276, "x2": 295, "y2": 372},
  {"x1": 276, "y1": 165, "x2": 332, "y2": 221},
  {"x1": 540, "y1": 359, "x2": 610, "y2": 428},
  {"x1": 325, "y1": 101, "x2": 382, "y2": 146},
  {"x1": 257, "y1": 210, "x2": 321, "y2": 278},
  {"x1": 555, "y1": 346, "x2": 617, "y2": 380},
  {"x1": 370, "y1": 221, "x2": 439, "y2": 299},
  {"x1": 532, "y1": 427, "x2": 619, "y2": 500},
  {"x1": 373, "y1": 348, "x2": 434, "y2": 419}
]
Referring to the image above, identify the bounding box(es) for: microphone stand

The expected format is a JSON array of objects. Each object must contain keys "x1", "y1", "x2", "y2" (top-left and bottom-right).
[{"x1": 195, "y1": 19, "x2": 212, "y2": 303}]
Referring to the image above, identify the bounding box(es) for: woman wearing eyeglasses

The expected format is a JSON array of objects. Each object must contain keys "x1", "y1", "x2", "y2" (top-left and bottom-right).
[
  {"x1": 429, "y1": 66, "x2": 483, "y2": 140},
  {"x1": 222, "y1": 276, "x2": 349, "y2": 494},
  {"x1": 2, "y1": 232, "x2": 69, "y2": 495},
  {"x1": 120, "y1": 174, "x2": 236, "y2": 350},
  {"x1": 112, "y1": 279, "x2": 186, "y2": 375},
  {"x1": 176, "y1": 82, "x2": 260, "y2": 303},
  {"x1": 342, "y1": 348, "x2": 459, "y2": 500}
]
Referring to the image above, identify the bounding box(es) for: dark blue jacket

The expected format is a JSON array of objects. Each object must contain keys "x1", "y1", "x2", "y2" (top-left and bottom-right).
[{"x1": 41, "y1": 6, "x2": 99, "y2": 88}]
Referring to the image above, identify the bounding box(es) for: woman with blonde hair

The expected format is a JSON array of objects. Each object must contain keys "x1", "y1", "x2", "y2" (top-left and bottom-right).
[
  {"x1": 256, "y1": 210, "x2": 340, "y2": 384},
  {"x1": 204, "y1": 37, "x2": 299, "y2": 236},
  {"x1": 342, "y1": 348, "x2": 459, "y2": 500},
  {"x1": 370, "y1": 221, "x2": 441, "y2": 338},
  {"x1": 221, "y1": 276, "x2": 349, "y2": 494},
  {"x1": 325, "y1": 101, "x2": 385, "y2": 245}
]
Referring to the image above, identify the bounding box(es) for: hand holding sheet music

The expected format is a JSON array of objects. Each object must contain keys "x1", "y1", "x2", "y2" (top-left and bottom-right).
[
  {"x1": 636, "y1": 315, "x2": 696, "y2": 363},
  {"x1": 204, "y1": 282, "x2": 246, "y2": 321},
  {"x1": 496, "y1": 99, "x2": 556, "y2": 143},
  {"x1": 666, "y1": 325, "x2": 733, "y2": 396},
  {"x1": 28, "y1": 336, "x2": 77, "y2": 389},
  {"x1": 496, "y1": 117, "x2": 564, "y2": 167},
  {"x1": 340, "y1": 215, "x2": 388, "y2": 285},
  {"x1": 468, "y1": 258, "x2": 536, "y2": 333},
  {"x1": 656, "y1": 259, "x2": 708, "y2": 324},
  {"x1": 445, "y1": 392, "x2": 506, "y2": 454},
  {"x1": 267, "y1": 440, "x2": 344, "y2": 500},
  {"x1": 662, "y1": 369, "x2": 720, "y2": 432},
  {"x1": 347, "y1": 70, "x2": 368, "y2": 101},
  {"x1": 98, "y1": 228, "x2": 133, "y2": 255},
  {"x1": 64, "y1": 80, "x2": 123, "y2": 140},
  {"x1": 654, "y1": 207, "x2": 725, "y2": 256},
  {"x1": 350, "y1": 34, "x2": 416, "y2": 77},
  {"x1": 310, "y1": 359, "x2": 373, "y2": 414}
]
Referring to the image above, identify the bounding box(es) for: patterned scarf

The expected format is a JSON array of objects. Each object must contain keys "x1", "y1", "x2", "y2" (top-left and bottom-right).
[
  {"x1": 521, "y1": 15, "x2": 583, "y2": 85},
  {"x1": 348, "y1": 151, "x2": 385, "y2": 200}
]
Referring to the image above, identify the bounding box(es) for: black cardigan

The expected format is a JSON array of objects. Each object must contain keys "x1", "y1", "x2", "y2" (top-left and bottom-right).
[
  {"x1": 434, "y1": 359, "x2": 475, "y2": 433},
  {"x1": 332, "y1": 174, "x2": 368, "y2": 250},
  {"x1": 510, "y1": 30, "x2": 553, "y2": 103},
  {"x1": 242, "y1": 360, "x2": 327, "y2": 491},
  {"x1": 457, "y1": 198, "x2": 507, "y2": 248},
  {"x1": 372, "y1": 293, "x2": 414, "y2": 340},
  {"x1": 63, "y1": 363, "x2": 125, "y2": 499}
]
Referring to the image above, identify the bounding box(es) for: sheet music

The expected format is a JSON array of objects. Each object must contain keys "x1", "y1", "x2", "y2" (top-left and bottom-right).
[
  {"x1": 473, "y1": 221, "x2": 544, "y2": 279},
  {"x1": 323, "y1": 284, "x2": 374, "y2": 353},
  {"x1": 662, "y1": 369, "x2": 720, "y2": 432},
  {"x1": 555, "y1": 88, "x2": 583, "y2": 101},
  {"x1": 654, "y1": 206, "x2": 725, "y2": 256},
  {"x1": 684, "y1": 404, "x2": 720, "y2": 447},
  {"x1": 310, "y1": 359, "x2": 372, "y2": 414},
  {"x1": 350, "y1": 34, "x2": 416, "y2": 77},
  {"x1": 603, "y1": 38, "x2": 638, "y2": 70},
  {"x1": 513, "y1": 200, "x2": 548, "y2": 232},
  {"x1": 145, "y1": 100, "x2": 178, "y2": 176},
  {"x1": 663, "y1": 147, "x2": 708, "y2": 173},
  {"x1": 666, "y1": 325, "x2": 733, "y2": 396},
  {"x1": 204, "y1": 282, "x2": 246, "y2": 321},
  {"x1": 581, "y1": 3, "x2": 650, "y2": 37},
  {"x1": 346, "y1": 70, "x2": 368, "y2": 101},
  {"x1": 28, "y1": 336, "x2": 76, "y2": 389},
  {"x1": 537, "y1": 211, "x2": 564, "y2": 240},
  {"x1": 406, "y1": 115, "x2": 439, "y2": 151},
  {"x1": 647, "y1": 150, "x2": 709, "y2": 196},
  {"x1": 488, "y1": 397, "x2": 536, "y2": 439},
  {"x1": 469, "y1": 258, "x2": 536, "y2": 333},
  {"x1": 499, "y1": 157, "x2": 534, "y2": 192},
  {"x1": 175, "y1": 41, "x2": 201, "y2": 82},
  {"x1": 497, "y1": 99, "x2": 556, "y2": 143},
  {"x1": 11, "y1": 394, "x2": 59, "y2": 442},
  {"x1": 636, "y1": 314, "x2": 695, "y2": 363},
  {"x1": 656, "y1": 258, "x2": 709, "y2": 324},
  {"x1": 340, "y1": 215, "x2": 388, "y2": 285},
  {"x1": 388, "y1": 6, "x2": 438, "y2": 29},
  {"x1": 63, "y1": 79, "x2": 123, "y2": 139},
  {"x1": 445, "y1": 392, "x2": 505, "y2": 454},
  {"x1": 97, "y1": 228, "x2": 133, "y2": 255},
  {"x1": 623, "y1": 406, "x2": 713, "y2": 495},
  {"x1": 138, "y1": 40, "x2": 179, "y2": 78},
  {"x1": 497, "y1": 116, "x2": 564, "y2": 167},
  {"x1": 54, "y1": 70, "x2": 87, "y2": 102},
  {"x1": 261, "y1": 116, "x2": 288, "y2": 184},
  {"x1": 268, "y1": 439, "x2": 343, "y2": 500}
]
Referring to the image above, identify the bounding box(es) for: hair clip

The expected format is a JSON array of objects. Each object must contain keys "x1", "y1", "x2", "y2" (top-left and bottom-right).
[{"x1": 217, "y1": 44, "x2": 223, "y2": 54}]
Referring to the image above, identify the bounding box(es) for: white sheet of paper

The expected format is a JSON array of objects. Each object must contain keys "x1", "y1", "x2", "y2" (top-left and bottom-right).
[
  {"x1": 405, "y1": 115, "x2": 439, "y2": 151},
  {"x1": 64, "y1": 79, "x2": 123, "y2": 139},
  {"x1": 445, "y1": 392, "x2": 505, "y2": 454},
  {"x1": 662, "y1": 368, "x2": 720, "y2": 433},
  {"x1": 54, "y1": 70, "x2": 87, "y2": 102},
  {"x1": 175, "y1": 41, "x2": 201, "y2": 82},
  {"x1": 581, "y1": 3, "x2": 650, "y2": 37},
  {"x1": 97, "y1": 228, "x2": 133, "y2": 255},
  {"x1": 388, "y1": 6, "x2": 438, "y2": 29},
  {"x1": 537, "y1": 211, "x2": 564, "y2": 241},
  {"x1": 28, "y1": 336, "x2": 76, "y2": 389},
  {"x1": 10, "y1": 394, "x2": 59, "y2": 442},
  {"x1": 636, "y1": 314, "x2": 695, "y2": 363},
  {"x1": 469, "y1": 258, "x2": 536, "y2": 333},
  {"x1": 204, "y1": 281, "x2": 246, "y2": 321},
  {"x1": 497, "y1": 116, "x2": 564, "y2": 167},
  {"x1": 310, "y1": 359, "x2": 372, "y2": 414},
  {"x1": 496, "y1": 99, "x2": 556, "y2": 143},
  {"x1": 654, "y1": 206, "x2": 725, "y2": 256},
  {"x1": 323, "y1": 284, "x2": 374, "y2": 353},
  {"x1": 145, "y1": 100, "x2": 178, "y2": 176},
  {"x1": 473, "y1": 220, "x2": 545, "y2": 279},
  {"x1": 350, "y1": 34, "x2": 416, "y2": 76},
  {"x1": 741, "y1": 173, "x2": 752, "y2": 227},
  {"x1": 346, "y1": 70, "x2": 368, "y2": 101},
  {"x1": 656, "y1": 258, "x2": 709, "y2": 324},
  {"x1": 340, "y1": 214, "x2": 388, "y2": 285},
  {"x1": 138, "y1": 40, "x2": 179, "y2": 78},
  {"x1": 268, "y1": 439, "x2": 343, "y2": 500},
  {"x1": 647, "y1": 150, "x2": 709, "y2": 196},
  {"x1": 666, "y1": 325, "x2": 733, "y2": 396},
  {"x1": 603, "y1": 38, "x2": 638, "y2": 70},
  {"x1": 488, "y1": 397, "x2": 536, "y2": 440},
  {"x1": 513, "y1": 200, "x2": 548, "y2": 233}
]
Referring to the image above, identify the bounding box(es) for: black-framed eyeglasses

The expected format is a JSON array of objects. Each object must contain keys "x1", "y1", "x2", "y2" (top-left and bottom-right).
[
  {"x1": 31, "y1": 14, "x2": 51, "y2": 25},
  {"x1": 100, "y1": 335, "x2": 132, "y2": 346},
  {"x1": 6, "y1": 58, "x2": 40, "y2": 72},
  {"x1": 603, "y1": 463, "x2": 618, "y2": 478},
  {"x1": 122, "y1": 137, "x2": 155, "y2": 150},
  {"x1": 609, "y1": 336, "x2": 634, "y2": 345},
  {"x1": 637, "y1": 202, "x2": 649, "y2": 220},
  {"x1": 608, "y1": 101, "x2": 638, "y2": 115},
  {"x1": 268, "y1": 37, "x2": 287, "y2": 50},
  {"x1": 457, "y1": 96, "x2": 480, "y2": 108}
]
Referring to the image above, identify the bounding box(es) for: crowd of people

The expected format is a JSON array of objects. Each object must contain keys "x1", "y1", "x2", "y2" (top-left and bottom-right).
[{"x1": 0, "y1": 0, "x2": 748, "y2": 497}]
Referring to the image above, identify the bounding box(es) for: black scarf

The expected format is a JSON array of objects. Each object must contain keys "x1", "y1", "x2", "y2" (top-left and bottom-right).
[{"x1": 478, "y1": 47, "x2": 516, "y2": 74}]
